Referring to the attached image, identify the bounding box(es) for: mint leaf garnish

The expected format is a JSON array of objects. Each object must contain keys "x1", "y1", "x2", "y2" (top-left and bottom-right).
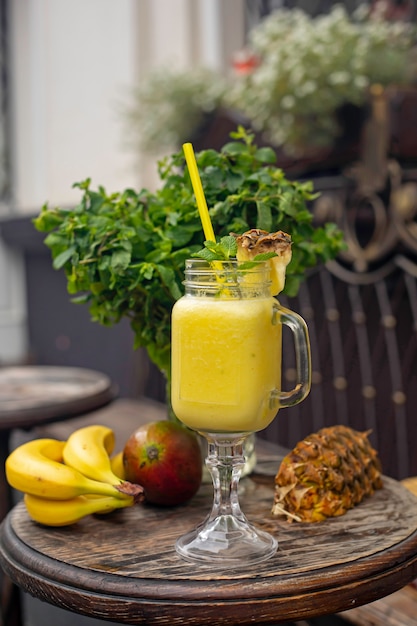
[
  {"x1": 238, "y1": 251, "x2": 277, "y2": 269},
  {"x1": 193, "y1": 239, "x2": 278, "y2": 269},
  {"x1": 193, "y1": 235, "x2": 238, "y2": 261}
]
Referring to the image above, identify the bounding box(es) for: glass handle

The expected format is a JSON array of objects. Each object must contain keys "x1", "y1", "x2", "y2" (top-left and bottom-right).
[{"x1": 271, "y1": 302, "x2": 311, "y2": 408}]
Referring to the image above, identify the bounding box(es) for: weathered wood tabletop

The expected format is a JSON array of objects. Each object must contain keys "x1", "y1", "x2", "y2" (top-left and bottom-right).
[{"x1": 1, "y1": 453, "x2": 417, "y2": 625}]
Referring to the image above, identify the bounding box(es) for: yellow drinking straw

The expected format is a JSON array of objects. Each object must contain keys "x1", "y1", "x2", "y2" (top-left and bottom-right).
[{"x1": 183, "y1": 142, "x2": 216, "y2": 242}]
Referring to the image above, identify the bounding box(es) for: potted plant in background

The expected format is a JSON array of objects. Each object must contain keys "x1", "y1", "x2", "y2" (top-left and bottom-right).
[
  {"x1": 228, "y1": 3, "x2": 417, "y2": 156},
  {"x1": 124, "y1": 67, "x2": 228, "y2": 157},
  {"x1": 124, "y1": 5, "x2": 417, "y2": 167}
]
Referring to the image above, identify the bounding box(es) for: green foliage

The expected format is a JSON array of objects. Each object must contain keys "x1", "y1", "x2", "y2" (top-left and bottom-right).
[
  {"x1": 193, "y1": 236, "x2": 278, "y2": 269},
  {"x1": 124, "y1": 67, "x2": 227, "y2": 155},
  {"x1": 34, "y1": 128, "x2": 345, "y2": 378},
  {"x1": 193, "y1": 236, "x2": 238, "y2": 262},
  {"x1": 229, "y1": 5, "x2": 417, "y2": 153}
]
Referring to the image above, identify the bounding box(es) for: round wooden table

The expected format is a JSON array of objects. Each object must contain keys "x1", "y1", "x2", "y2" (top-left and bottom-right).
[{"x1": 1, "y1": 470, "x2": 417, "y2": 625}]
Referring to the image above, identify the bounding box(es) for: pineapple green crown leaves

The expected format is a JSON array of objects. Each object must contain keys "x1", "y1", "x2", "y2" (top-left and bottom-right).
[{"x1": 34, "y1": 127, "x2": 345, "y2": 377}]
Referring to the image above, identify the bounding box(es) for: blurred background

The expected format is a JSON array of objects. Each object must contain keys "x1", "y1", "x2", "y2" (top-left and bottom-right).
[{"x1": 2, "y1": 0, "x2": 416, "y2": 402}]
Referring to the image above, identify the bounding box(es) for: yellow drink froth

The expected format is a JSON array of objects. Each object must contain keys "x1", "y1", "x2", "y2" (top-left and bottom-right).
[{"x1": 171, "y1": 295, "x2": 281, "y2": 433}]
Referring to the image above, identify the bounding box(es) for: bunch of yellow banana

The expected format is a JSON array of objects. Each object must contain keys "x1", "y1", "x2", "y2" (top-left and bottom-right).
[{"x1": 6, "y1": 425, "x2": 144, "y2": 527}]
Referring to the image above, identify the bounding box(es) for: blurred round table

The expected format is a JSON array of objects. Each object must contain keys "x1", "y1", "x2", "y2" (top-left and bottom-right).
[{"x1": 0, "y1": 365, "x2": 116, "y2": 428}]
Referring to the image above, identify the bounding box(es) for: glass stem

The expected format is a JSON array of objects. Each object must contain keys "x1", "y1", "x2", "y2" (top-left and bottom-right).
[
  {"x1": 205, "y1": 436, "x2": 247, "y2": 522},
  {"x1": 175, "y1": 433, "x2": 277, "y2": 564}
]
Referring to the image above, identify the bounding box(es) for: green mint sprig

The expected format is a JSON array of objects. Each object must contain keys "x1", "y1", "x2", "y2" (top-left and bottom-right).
[
  {"x1": 193, "y1": 236, "x2": 277, "y2": 269},
  {"x1": 238, "y1": 251, "x2": 278, "y2": 270},
  {"x1": 192, "y1": 235, "x2": 237, "y2": 261}
]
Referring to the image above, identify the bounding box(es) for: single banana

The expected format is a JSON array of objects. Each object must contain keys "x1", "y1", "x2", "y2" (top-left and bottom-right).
[
  {"x1": 6, "y1": 438, "x2": 133, "y2": 501},
  {"x1": 63, "y1": 425, "x2": 117, "y2": 482},
  {"x1": 24, "y1": 492, "x2": 134, "y2": 527},
  {"x1": 62, "y1": 425, "x2": 144, "y2": 499},
  {"x1": 110, "y1": 451, "x2": 126, "y2": 481}
]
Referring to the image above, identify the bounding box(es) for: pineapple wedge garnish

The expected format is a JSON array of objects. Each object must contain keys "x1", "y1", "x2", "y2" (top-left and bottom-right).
[{"x1": 233, "y1": 229, "x2": 292, "y2": 296}]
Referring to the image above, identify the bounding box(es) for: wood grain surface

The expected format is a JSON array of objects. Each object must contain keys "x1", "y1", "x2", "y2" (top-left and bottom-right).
[{"x1": 1, "y1": 473, "x2": 417, "y2": 625}]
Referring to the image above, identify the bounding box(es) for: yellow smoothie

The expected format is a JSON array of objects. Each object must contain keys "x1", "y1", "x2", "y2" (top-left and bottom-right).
[{"x1": 171, "y1": 295, "x2": 282, "y2": 433}]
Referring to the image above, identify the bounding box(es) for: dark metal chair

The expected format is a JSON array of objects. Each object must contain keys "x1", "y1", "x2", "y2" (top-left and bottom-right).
[{"x1": 263, "y1": 86, "x2": 417, "y2": 482}]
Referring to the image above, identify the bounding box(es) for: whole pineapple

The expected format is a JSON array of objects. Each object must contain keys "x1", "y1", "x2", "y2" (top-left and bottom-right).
[{"x1": 272, "y1": 425, "x2": 383, "y2": 522}]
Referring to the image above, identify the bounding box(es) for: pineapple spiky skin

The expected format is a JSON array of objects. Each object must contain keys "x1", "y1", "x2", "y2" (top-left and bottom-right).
[{"x1": 272, "y1": 425, "x2": 383, "y2": 523}]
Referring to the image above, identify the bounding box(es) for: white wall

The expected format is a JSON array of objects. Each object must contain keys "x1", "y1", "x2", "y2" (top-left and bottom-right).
[{"x1": 9, "y1": 0, "x2": 141, "y2": 211}]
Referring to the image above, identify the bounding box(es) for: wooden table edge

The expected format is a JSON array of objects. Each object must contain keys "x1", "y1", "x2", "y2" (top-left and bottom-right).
[
  {"x1": 0, "y1": 384, "x2": 118, "y2": 430},
  {"x1": 1, "y1": 508, "x2": 417, "y2": 625}
]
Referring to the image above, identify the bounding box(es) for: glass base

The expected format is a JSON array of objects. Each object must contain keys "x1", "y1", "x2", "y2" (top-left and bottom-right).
[
  {"x1": 175, "y1": 433, "x2": 277, "y2": 566},
  {"x1": 175, "y1": 514, "x2": 277, "y2": 566}
]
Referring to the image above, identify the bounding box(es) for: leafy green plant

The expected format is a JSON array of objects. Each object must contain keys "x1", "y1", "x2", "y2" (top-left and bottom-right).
[
  {"x1": 34, "y1": 128, "x2": 344, "y2": 382},
  {"x1": 124, "y1": 67, "x2": 227, "y2": 155}
]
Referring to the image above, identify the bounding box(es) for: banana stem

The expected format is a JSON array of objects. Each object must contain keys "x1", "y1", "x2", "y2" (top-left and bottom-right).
[{"x1": 115, "y1": 481, "x2": 146, "y2": 503}]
